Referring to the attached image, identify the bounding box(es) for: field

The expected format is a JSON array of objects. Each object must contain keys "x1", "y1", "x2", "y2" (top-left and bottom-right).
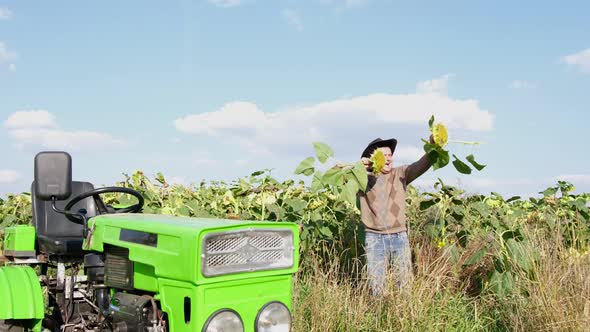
[{"x1": 1, "y1": 170, "x2": 589, "y2": 331}]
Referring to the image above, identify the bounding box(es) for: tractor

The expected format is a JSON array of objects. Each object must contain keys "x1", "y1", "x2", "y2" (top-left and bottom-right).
[{"x1": 0, "y1": 151, "x2": 299, "y2": 331}]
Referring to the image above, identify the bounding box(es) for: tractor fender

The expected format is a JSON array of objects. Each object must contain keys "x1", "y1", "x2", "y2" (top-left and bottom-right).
[{"x1": 0, "y1": 266, "x2": 44, "y2": 321}]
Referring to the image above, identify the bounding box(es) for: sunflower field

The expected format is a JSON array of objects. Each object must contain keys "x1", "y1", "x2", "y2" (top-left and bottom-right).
[{"x1": 1, "y1": 155, "x2": 589, "y2": 330}]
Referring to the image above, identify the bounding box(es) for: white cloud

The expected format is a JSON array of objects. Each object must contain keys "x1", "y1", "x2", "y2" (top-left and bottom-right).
[
  {"x1": 4, "y1": 110, "x2": 126, "y2": 150},
  {"x1": 187, "y1": 150, "x2": 219, "y2": 167},
  {"x1": 0, "y1": 170, "x2": 20, "y2": 184},
  {"x1": 416, "y1": 74, "x2": 454, "y2": 95},
  {"x1": 8, "y1": 63, "x2": 15, "y2": 72},
  {"x1": 282, "y1": 9, "x2": 303, "y2": 31},
  {"x1": 8, "y1": 129, "x2": 125, "y2": 150},
  {"x1": 509, "y1": 80, "x2": 536, "y2": 89},
  {"x1": 0, "y1": 42, "x2": 15, "y2": 60},
  {"x1": 320, "y1": 0, "x2": 370, "y2": 8},
  {"x1": 394, "y1": 145, "x2": 423, "y2": 162},
  {"x1": 175, "y1": 79, "x2": 493, "y2": 157},
  {"x1": 193, "y1": 158, "x2": 218, "y2": 167},
  {"x1": 0, "y1": 8, "x2": 12, "y2": 20},
  {"x1": 460, "y1": 177, "x2": 536, "y2": 192},
  {"x1": 175, "y1": 101, "x2": 267, "y2": 135},
  {"x1": 208, "y1": 0, "x2": 242, "y2": 8},
  {"x1": 562, "y1": 48, "x2": 590, "y2": 73},
  {"x1": 461, "y1": 177, "x2": 498, "y2": 190},
  {"x1": 411, "y1": 176, "x2": 538, "y2": 196},
  {"x1": 166, "y1": 176, "x2": 186, "y2": 186},
  {"x1": 557, "y1": 174, "x2": 590, "y2": 185},
  {"x1": 4, "y1": 110, "x2": 57, "y2": 129},
  {"x1": 345, "y1": 0, "x2": 369, "y2": 7},
  {"x1": 410, "y1": 177, "x2": 498, "y2": 192},
  {"x1": 0, "y1": 41, "x2": 17, "y2": 69},
  {"x1": 410, "y1": 178, "x2": 436, "y2": 190}
]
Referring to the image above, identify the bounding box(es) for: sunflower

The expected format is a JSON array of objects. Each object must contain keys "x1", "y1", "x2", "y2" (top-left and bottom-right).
[
  {"x1": 432, "y1": 123, "x2": 448, "y2": 147},
  {"x1": 370, "y1": 149, "x2": 386, "y2": 174}
]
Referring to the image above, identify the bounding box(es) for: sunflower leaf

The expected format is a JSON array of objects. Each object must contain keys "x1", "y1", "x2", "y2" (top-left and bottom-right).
[
  {"x1": 294, "y1": 157, "x2": 315, "y2": 176},
  {"x1": 452, "y1": 155, "x2": 472, "y2": 174},
  {"x1": 313, "y1": 142, "x2": 334, "y2": 164},
  {"x1": 466, "y1": 154, "x2": 486, "y2": 171}
]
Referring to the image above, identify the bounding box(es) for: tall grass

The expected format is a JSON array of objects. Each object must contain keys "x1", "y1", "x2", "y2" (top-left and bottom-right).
[{"x1": 292, "y1": 227, "x2": 590, "y2": 331}]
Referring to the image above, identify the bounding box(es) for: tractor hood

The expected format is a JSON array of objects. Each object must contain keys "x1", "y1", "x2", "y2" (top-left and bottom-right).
[
  {"x1": 84, "y1": 214, "x2": 299, "y2": 286},
  {"x1": 91, "y1": 213, "x2": 253, "y2": 235}
]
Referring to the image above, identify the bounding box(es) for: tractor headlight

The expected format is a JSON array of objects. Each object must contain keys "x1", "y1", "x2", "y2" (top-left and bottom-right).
[
  {"x1": 255, "y1": 302, "x2": 291, "y2": 332},
  {"x1": 202, "y1": 229, "x2": 294, "y2": 277},
  {"x1": 203, "y1": 309, "x2": 244, "y2": 332}
]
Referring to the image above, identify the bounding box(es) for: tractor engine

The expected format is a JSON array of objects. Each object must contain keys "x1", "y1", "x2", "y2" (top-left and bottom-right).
[
  {"x1": 108, "y1": 293, "x2": 159, "y2": 332},
  {"x1": 82, "y1": 253, "x2": 163, "y2": 332}
]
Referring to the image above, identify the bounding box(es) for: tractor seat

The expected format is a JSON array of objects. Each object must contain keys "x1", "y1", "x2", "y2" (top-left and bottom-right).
[{"x1": 32, "y1": 181, "x2": 98, "y2": 257}]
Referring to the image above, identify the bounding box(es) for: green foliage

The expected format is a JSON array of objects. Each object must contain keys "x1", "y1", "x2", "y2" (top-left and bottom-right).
[
  {"x1": 312, "y1": 142, "x2": 334, "y2": 164},
  {"x1": 425, "y1": 115, "x2": 486, "y2": 174},
  {"x1": 0, "y1": 193, "x2": 32, "y2": 250},
  {"x1": 295, "y1": 141, "x2": 368, "y2": 208},
  {"x1": 452, "y1": 154, "x2": 472, "y2": 174},
  {"x1": 1, "y1": 162, "x2": 589, "y2": 300},
  {"x1": 414, "y1": 178, "x2": 589, "y2": 297},
  {"x1": 294, "y1": 157, "x2": 315, "y2": 176},
  {"x1": 424, "y1": 141, "x2": 450, "y2": 170},
  {"x1": 466, "y1": 154, "x2": 486, "y2": 171}
]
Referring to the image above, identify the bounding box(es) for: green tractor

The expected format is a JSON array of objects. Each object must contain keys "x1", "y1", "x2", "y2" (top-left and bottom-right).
[{"x1": 0, "y1": 152, "x2": 299, "y2": 332}]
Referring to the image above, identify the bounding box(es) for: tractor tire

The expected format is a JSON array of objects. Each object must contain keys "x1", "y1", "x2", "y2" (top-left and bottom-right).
[{"x1": 0, "y1": 320, "x2": 26, "y2": 332}]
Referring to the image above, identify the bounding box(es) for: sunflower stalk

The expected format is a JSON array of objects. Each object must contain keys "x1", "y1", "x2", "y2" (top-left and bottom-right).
[{"x1": 448, "y1": 140, "x2": 485, "y2": 145}]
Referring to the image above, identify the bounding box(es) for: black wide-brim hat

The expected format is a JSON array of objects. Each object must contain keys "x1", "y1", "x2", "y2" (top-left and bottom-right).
[{"x1": 361, "y1": 138, "x2": 398, "y2": 158}]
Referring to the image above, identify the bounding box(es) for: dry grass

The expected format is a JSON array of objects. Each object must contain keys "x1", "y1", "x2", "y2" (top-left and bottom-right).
[
  {"x1": 498, "y1": 235, "x2": 590, "y2": 331},
  {"x1": 292, "y1": 234, "x2": 590, "y2": 332}
]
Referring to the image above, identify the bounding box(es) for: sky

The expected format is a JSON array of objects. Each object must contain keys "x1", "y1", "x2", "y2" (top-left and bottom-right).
[{"x1": 1, "y1": 0, "x2": 589, "y2": 198}]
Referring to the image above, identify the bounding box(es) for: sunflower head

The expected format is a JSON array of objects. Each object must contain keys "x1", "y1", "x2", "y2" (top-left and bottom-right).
[
  {"x1": 370, "y1": 149, "x2": 386, "y2": 174},
  {"x1": 432, "y1": 123, "x2": 448, "y2": 147}
]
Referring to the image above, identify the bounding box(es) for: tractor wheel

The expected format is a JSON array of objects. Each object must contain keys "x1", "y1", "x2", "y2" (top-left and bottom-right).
[{"x1": 0, "y1": 320, "x2": 26, "y2": 332}]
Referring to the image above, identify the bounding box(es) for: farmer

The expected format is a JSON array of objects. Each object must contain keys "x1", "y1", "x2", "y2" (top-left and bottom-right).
[{"x1": 359, "y1": 136, "x2": 433, "y2": 295}]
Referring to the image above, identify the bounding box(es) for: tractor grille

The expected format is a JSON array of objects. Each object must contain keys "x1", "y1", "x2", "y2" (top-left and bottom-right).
[
  {"x1": 105, "y1": 246, "x2": 134, "y2": 290},
  {"x1": 202, "y1": 229, "x2": 294, "y2": 277}
]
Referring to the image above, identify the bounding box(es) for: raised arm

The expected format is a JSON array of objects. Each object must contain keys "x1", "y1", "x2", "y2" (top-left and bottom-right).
[
  {"x1": 405, "y1": 134, "x2": 434, "y2": 184},
  {"x1": 405, "y1": 154, "x2": 431, "y2": 184}
]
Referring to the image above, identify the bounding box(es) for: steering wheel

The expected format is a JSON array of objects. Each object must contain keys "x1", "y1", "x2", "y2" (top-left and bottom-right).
[{"x1": 64, "y1": 187, "x2": 144, "y2": 223}]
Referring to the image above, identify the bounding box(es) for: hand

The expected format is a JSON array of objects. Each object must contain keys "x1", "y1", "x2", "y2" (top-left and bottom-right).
[
  {"x1": 361, "y1": 157, "x2": 372, "y2": 170},
  {"x1": 429, "y1": 134, "x2": 435, "y2": 144}
]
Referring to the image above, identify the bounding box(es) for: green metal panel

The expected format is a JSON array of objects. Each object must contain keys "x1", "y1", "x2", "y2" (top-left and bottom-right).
[
  {"x1": 134, "y1": 262, "x2": 158, "y2": 292},
  {"x1": 0, "y1": 266, "x2": 44, "y2": 320},
  {"x1": 85, "y1": 214, "x2": 203, "y2": 288},
  {"x1": 84, "y1": 214, "x2": 299, "y2": 289},
  {"x1": 157, "y1": 274, "x2": 293, "y2": 332},
  {"x1": 3, "y1": 226, "x2": 36, "y2": 256}
]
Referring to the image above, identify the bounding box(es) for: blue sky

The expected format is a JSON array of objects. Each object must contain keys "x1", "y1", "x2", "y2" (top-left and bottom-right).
[{"x1": 1, "y1": 0, "x2": 589, "y2": 198}]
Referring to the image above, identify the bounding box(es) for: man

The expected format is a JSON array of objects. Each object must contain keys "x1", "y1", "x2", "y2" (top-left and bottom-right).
[{"x1": 359, "y1": 136, "x2": 432, "y2": 295}]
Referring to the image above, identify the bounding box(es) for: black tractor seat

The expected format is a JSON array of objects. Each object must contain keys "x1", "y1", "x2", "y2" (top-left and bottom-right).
[{"x1": 32, "y1": 181, "x2": 98, "y2": 257}]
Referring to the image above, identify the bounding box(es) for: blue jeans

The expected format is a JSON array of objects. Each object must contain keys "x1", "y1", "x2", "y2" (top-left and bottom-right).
[{"x1": 365, "y1": 231, "x2": 412, "y2": 295}]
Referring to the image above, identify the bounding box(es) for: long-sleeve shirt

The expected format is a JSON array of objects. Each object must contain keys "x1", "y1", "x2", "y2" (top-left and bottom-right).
[{"x1": 359, "y1": 154, "x2": 431, "y2": 234}]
